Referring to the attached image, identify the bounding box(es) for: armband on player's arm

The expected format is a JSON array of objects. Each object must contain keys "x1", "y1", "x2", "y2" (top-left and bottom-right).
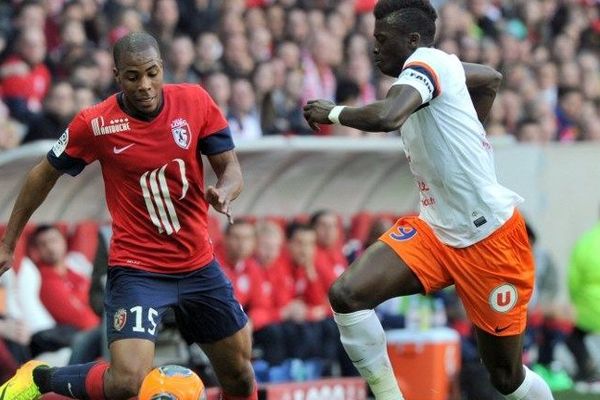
[{"x1": 198, "y1": 127, "x2": 235, "y2": 155}]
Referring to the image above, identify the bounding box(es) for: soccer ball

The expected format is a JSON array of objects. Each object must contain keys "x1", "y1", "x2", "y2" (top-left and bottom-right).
[{"x1": 138, "y1": 365, "x2": 206, "y2": 400}]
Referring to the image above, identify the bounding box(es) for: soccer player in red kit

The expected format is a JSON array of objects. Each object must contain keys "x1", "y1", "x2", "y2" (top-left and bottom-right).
[{"x1": 0, "y1": 32, "x2": 257, "y2": 400}]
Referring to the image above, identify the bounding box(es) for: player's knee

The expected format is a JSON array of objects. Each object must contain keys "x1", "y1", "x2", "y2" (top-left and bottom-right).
[
  {"x1": 488, "y1": 364, "x2": 523, "y2": 395},
  {"x1": 220, "y1": 361, "x2": 255, "y2": 395},
  {"x1": 109, "y1": 365, "x2": 151, "y2": 398},
  {"x1": 329, "y1": 277, "x2": 364, "y2": 313}
]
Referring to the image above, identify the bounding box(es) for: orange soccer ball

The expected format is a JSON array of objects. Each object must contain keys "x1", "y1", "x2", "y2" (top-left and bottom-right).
[{"x1": 138, "y1": 365, "x2": 206, "y2": 400}]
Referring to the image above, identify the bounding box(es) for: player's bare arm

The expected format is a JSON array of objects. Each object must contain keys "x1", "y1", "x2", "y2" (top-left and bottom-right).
[
  {"x1": 303, "y1": 84, "x2": 423, "y2": 133},
  {"x1": 206, "y1": 149, "x2": 243, "y2": 223},
  {"x1": 463, "y1": 62, "x2": 503, "y2": 123},
  {"x1": 0, "y1": 158, "x2": 63, "y2": 275}
]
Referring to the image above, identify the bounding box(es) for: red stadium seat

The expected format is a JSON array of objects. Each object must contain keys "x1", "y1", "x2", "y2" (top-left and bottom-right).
[
  {"x1": 69, "y1": 220, "x2": 100, "y2": 261},
  {"x1": 349, "y1": 211, "x2": 374, "y2": 244}
]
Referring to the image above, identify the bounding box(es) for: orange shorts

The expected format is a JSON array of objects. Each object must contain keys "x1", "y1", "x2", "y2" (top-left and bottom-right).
[{"x1": 379, "y1": 210, "x2": 534, "y2": 336}]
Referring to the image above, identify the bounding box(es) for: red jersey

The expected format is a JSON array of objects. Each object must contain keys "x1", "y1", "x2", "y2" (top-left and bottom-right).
[
  {"x1": 215, "y1": 246, "x2": 274, "y2": 331},
  {"x1": 38, "y1": 263, "x2": 100, "y2": 330},
  {"x1": 47, "y1": 84, "x2": 233, "y2": 273}
]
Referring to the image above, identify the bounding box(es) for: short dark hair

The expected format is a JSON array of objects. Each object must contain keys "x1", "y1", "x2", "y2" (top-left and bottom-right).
[
  {"x1": 113, "y1": 31, "x2": 160, "y2": 69},
  {"x1": 29, "y1": 224, "x2": 61, "y2": 246},
  {"x1": 335, "y1": 79, "x2": 361, "y2": 104},
  {"x1": 224, "y1": 218, "x2": 254, "y2": 235},
  {"x1": 374, "y1": 0, "x2": 438, "y2": 45},
  {"x1": 309, "y1": 209, "x2": 335, "y2": 228},
  {"x1": 286, "y1": 222, "x2": 314, "y2": 240}
]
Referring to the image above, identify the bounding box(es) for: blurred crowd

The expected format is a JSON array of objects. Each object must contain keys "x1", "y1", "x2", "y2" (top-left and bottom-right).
[{"x1": 0, "y1": 0, "x2": 599, "y2": 151}]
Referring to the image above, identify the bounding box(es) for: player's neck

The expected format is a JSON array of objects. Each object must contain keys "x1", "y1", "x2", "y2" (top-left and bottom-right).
[{"x1": 117, "y1": 91, "x2": 164, "y2": 122}]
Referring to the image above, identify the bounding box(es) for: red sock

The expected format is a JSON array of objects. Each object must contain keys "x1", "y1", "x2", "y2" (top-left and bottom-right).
[
  {"x1": 84, "y1": 362, "x2": 109, "y2": 400},
  {"x1": 221, "y1": 382, "x2": 258, "y2": 400}
]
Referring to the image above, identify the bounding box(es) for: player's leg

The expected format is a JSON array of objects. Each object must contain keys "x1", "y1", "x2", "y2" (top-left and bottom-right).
[
  {"x1": 329, "y1": 242, "x2": 422, "y2": 400},
  {"x1": 329, "y1": 218, "x2": 451, "y2": 400},
  {"x1": 454, "y1": 211, "x2": 553, "y2": 399},
  {"x1": 475, "y1": 328, "x2": 553, "y2": 399},
  {"x1": 200, "y1": 323, "x2": 256, "y2": 399},
  {"x1": 176, "y1": 259, "x2": 256, "y2": 399},
  {"x1": 104, "y1": 338, "x2": 155, "y2": 398}
]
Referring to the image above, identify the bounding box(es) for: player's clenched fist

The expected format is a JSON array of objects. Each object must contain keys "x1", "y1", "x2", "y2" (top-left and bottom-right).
[
  {"x1": 0, "y1": 242, "x2": 13, "y2": 276},
  {"x1": 206, "y1": 186, "x2": 234, "y2": 224},
  {"x1": 303, "y1": 99, "x2": 336, "y2": 131}
]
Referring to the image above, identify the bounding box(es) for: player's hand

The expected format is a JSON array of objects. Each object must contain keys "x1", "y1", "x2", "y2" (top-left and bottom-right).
[
  {"x1": 0, "y1": 242, "x2": 13, "y2": 277},
  {"x1": 206, "y1": 185, "x2": 234, "y2": 224},
  {"x1": 303, "y1": 99, "x2": 336, "y2": 131}
]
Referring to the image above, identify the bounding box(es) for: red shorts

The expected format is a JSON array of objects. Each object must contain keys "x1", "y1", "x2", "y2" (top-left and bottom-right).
[{"x1": 379, "y1": 210, "x2": 534, "y2": 336}]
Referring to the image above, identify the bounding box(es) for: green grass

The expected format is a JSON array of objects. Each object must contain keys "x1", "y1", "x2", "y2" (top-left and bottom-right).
[{"x1": 554, "y1": 390, "x2": 598, "y2": 400}]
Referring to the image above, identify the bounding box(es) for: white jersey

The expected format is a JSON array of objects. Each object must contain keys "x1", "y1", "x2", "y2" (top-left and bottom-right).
[{"x1": 394, "y1": 47, "x2": 523, "y2": 248}]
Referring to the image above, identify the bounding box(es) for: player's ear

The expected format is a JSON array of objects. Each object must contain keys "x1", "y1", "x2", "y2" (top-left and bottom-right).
[
  {"x1": 408, "y1": 32, "x2": 420, "y2": 49},
  {"x1": 113, "y1": 67, "x2": 121, "y2": 84}
]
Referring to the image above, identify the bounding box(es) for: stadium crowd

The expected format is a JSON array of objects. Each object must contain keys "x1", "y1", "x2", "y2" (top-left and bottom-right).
[{"x1": 0, "y1": 0, "x2": 599, "y2": 150}]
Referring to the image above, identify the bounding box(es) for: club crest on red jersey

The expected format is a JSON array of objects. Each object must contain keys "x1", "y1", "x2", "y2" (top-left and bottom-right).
[
  {"x1": 171, "y1": 118, "x2": 191, "y2": 149},
  {"x1": 114, "y1": 308, "x2": 127, "y2": 331}
]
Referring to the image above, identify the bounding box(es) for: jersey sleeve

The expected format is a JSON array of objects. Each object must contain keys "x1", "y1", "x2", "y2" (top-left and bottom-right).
[
  {"x1": 393, "y1": 54, "x2": 442, "y2": 104},
  {"x1": 197, "y1": 88, "x2": 235, "y2": 155},
  {"x1": 47, "y1": 112, "x2": 97, "y2": 176}
]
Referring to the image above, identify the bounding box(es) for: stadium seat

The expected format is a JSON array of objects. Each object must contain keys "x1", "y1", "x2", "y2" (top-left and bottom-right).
[{"x1": 68, "y1": 220, "x2": 99, "y2": 262}]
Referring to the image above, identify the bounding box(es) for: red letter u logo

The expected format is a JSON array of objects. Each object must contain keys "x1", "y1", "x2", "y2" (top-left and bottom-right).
[{"x1": 497, "y1": 291, "x2": 511, "y2": 307}]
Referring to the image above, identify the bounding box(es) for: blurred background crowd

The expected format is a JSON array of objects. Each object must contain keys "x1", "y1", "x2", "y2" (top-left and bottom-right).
[{"x1": 0, "y1": 0, "x2": 599, "y2": 150}]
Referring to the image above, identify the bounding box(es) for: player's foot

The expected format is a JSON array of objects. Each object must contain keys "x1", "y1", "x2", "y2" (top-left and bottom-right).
[{"x1": 0, "y1": 360, "x2": 48, "y2": 400}]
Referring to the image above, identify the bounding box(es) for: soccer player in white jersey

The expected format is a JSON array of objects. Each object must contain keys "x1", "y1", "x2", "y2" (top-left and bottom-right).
[{"x1": 304, "y1": 1, "x2": 554, "y2": 399}]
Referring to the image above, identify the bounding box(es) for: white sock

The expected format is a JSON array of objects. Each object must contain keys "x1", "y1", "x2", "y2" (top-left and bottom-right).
[
  {"x1": 504, "y1": 365, "x2": 554, "y2": 400},
  {"x1": 334, "y1": 310, "x2": 404, "y2": 400}
]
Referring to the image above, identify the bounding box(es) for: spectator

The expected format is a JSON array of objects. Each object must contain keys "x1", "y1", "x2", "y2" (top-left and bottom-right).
[
  {"x1": 310, "y1": 210, "x2": 347, "y2": 278},
  {"x1": 283, "y1": 223, "x2": 339, "y2": 376},
  {"x1": 301, "y1": 30, "x2": 338, "y2": 105},
  {"x1": 222, "y1": 34, "x2": 254, "y2": 79},
  {"x1": 193, "y1": 32, "x2": 223, "y2": 78},
  {"x1": 555, "y1": 87, "x2": 584, "y2": 142},
  {"x1": 228, "y1": 79, "x2": 262, "y2": 140},
  {"x1": 262, "y1": 68, "x2": 311, "y2": 136},
  {"x1": 164, "y1": 35, "x2": 199, "y2": 84},
  {"x1": 515, "y1": 118, "x2": 543, "y2": 144},
  {"x1": 28, "y1": 225, "x2": 99, "y2": 332},
  {"x1": 204, "y1": 71, "x2": 231, "y2": 115},
  {"x1": 0, "y1": 0, "x2": 597, "y2": 142},
  {"x1": 22, "y1": 81, "x2": 75, "y2": 143},
  {"x1": 216, "y1": 220, "x2": 287, "y2": 366},
  {"x1": 331, "y1": 79, "x2": 363, "y2": 137},
  {"x1": 566, "y1": 214, "x2": 600, "y2": 393},
  {"x1": 148, "y1": 0, "x2": 180, "y2": 51},
  {"x1": 73, "y1": 85, "x2": 98, "y2": 112},
  {"x1": 0, "y1": 27, "x2": 51, "y2": 121}
]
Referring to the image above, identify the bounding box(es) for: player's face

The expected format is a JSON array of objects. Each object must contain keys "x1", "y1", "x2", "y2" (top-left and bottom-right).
[
  {"x1": 114, "y1": 47, "x2": 164, "y2": 115},
  {"x1": 289, "y1": 230, "x2": 316, "y2": 267},
  {"x1": 33, "y1": 228, "x2": 67, "y2": 265},
  {"x1": 373, "y1": 19, "x2": 418, "y2": 77},
  {"x1": 225, "y1": 224, "x2": 256, "y2": 262},
  {"x1": 315, "y1": 213, "x2": 339, "y2": 248}
]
